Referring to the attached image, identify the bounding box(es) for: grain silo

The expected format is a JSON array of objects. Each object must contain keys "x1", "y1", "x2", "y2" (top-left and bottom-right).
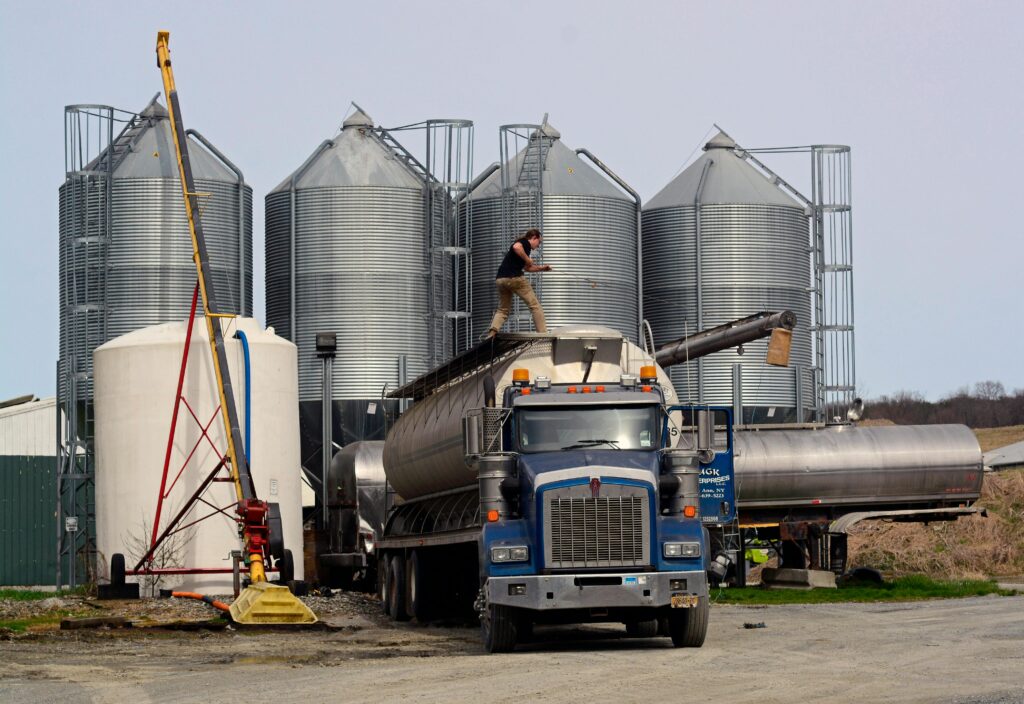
[
  {"x1": 463, "y1": 120, "x2": 640, "y2": 341},
  {"x1": 642, "y1": 131, "x2": 814, "y2": 423},
  {"x1": 57, "y1": 98, "x2": 252, "y2": 587},
  {"x1": 265, "y1": 108, "x2": 437, "y2": 456},
  {"x1": 59, "y1": 98, "x2": 252, "y2": 403}
]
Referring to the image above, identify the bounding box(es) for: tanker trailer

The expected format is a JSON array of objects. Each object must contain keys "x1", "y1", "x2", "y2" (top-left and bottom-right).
[
  {"x1": 728, "y1": 423, "x2": 984, "y2": 580},
  {"x1": 318, "y1": 441, "x2": 388, "y2": 590},
  {"x1": 377, "y1": 325, "x2": 738, "y2": 652}
]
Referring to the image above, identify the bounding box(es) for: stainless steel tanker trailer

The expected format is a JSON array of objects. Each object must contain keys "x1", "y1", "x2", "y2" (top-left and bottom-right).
[
  {"x1": 727, "y1": 423, "x2": 983, "y2": 582},
  {"x1": 375, "y1": 325, "x2": 740, "y2": 652}
]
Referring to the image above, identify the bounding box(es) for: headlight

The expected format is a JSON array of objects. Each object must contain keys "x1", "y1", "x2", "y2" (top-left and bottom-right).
[
  {"x1": 663, "y1": 542, "x2": 701, "y2": 558},
  {"x1": 491, "y1": 545, "x2": 529, "y2": 563}
]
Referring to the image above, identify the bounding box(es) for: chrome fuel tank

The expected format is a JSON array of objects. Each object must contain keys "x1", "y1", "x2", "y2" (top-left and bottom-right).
[{"x1": 733, "y1": 424, "x2": 983, "y2": 511}]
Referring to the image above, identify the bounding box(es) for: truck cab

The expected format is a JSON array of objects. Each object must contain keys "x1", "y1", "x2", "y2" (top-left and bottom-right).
[{"x1": 465, "y1": 366, "x2": 732, "y2": 651}]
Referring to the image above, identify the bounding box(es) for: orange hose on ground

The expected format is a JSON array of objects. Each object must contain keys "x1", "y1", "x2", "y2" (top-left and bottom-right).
[{"x1": 171, "y1": 591, "x2": 231, "y2": 612}]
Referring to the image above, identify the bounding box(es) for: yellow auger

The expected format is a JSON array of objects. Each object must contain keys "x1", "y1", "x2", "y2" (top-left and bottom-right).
[{"x1": 156, "y1": 31, "x2": 315, "y2": 625}]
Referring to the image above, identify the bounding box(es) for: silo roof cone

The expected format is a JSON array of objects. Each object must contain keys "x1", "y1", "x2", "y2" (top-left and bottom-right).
[{"x1": 343, "y1": 108, "x2": 374, "y2": 129}]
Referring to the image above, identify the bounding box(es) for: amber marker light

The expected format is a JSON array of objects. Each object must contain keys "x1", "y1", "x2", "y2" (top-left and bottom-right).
[
  {"x1": 641, "y1": 385, "x2": 653, "y2": 392},
  {"x1": 487, "y1": 510, "x2": 500, "y2": 522},
  {"x1": 582, "y1": 386, "x2": 591, "y2": 393},
  {"x1": 684, "y1": 505, "x2": 697, "y2": 518},
  {"x1": 521, "y1": 387, "x2": 531, "y2": 395},
  {"x1": 568, "y1": 386, "x2": 577, "y2": 393},
  {"x1": 595, "y1": 385, "x2": 605, "y2": 392}
]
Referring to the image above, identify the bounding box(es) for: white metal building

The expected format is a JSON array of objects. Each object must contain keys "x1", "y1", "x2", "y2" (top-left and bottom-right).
[{"x1": 0, "y1": 396, "x2": 59, "y2": 456}]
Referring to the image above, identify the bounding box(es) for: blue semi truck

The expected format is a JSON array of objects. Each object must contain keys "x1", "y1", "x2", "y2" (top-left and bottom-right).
[{"x1": 373, "y1": 327, "x2": 740, "y2": 652}]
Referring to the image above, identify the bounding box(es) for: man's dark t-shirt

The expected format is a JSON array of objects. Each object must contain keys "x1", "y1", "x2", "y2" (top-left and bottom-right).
[{"x1": 496, "y1": 237, "x2": 533, "y2": 279}]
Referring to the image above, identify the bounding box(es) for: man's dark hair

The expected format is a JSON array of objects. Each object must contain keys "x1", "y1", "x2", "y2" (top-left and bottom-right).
[{"x1": 524, "y1": 228, "x2": 542, "y2": 239}]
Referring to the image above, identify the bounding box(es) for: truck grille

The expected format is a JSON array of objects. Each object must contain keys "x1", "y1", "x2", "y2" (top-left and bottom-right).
[{"x1": 544, "y1": 488, "x2": 650, "y2": 569}]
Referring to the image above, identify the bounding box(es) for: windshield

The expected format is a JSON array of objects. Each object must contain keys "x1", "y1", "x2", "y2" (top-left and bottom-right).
[{"x1": 516, "y1": 405, "x2": 660, "y2": 453}]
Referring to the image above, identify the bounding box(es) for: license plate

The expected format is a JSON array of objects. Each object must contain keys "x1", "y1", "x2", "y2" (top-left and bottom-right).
[{"x1": 671, "y1": 594, "x2": 698, "y2": 609}]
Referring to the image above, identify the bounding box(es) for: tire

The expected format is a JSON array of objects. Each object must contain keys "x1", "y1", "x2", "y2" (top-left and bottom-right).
[
  {"x1": 625, "y1": 619, "x2": 659, "y2": 638},
  {"x1": 408, "y1": 551, "x2": 431, "y2": 623},
  {"x1": 388, "y1": 554, "x2": 409, "y2": 621},
  {"x1": 482, "y1": 604, "x2": 517, "y2": 653},
  {"x1": 110, "y1": 553, "x2": 126, "y2": 586},
  {"x1": 380, "y1": 556, "x2": 391, "y2": 615},
  {"x1": 668, "y1": 596, "x2": 709, "y2": 648},
  {"x1": 278, "y1": 549, "x2": 295, "y2": 584},
  {"x1": 267, "y1": 503, "x2": 285, "y2": 564}
]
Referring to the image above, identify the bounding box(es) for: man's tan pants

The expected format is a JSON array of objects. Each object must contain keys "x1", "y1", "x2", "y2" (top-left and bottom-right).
[{"x1": 487, "y1": 276, "x2": 547, "y2": 335}]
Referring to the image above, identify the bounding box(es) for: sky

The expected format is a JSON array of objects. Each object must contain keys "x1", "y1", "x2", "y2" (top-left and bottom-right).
[{"x1": 1, "y1": 0, "x2": 1021, "y2": 403}]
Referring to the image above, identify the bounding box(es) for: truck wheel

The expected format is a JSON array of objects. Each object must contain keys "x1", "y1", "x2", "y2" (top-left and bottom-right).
[
  {"x1": 668, "y1": 597, "x2": 709, "y2": 647},
  {"x1": 408, "y1": 550, "x2": 431, "y2": 622},
  {"x1": 388, "y1": 554, "x2": 410, "y2": 621},
  {"x1": 625, "y1": 619, "x2": 659, "y2": 638},
  {"x1": 110, "y1": 553, "x2": 126, "y2": 586},
  {"x1": 482, "y1": 604, "x2": 517, "y2": 653},
  {"x1": 380, "y1": 556, "x2": 391, "y2": 615}
]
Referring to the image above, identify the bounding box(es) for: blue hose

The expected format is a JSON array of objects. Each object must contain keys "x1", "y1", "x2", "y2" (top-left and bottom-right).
[{"x1": 234, "y1": 330, "x2": 251, "y2": 463}]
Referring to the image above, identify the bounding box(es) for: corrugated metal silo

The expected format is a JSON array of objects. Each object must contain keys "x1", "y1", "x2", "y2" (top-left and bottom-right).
[
  {"x1": 58, "y1": 98, "x2": 252, "y2": 401},
  {"x1": 463, "y1": 121, "x2": 640, "y2": 340},
  {"x1": 265, "y1": 108, "x2": 430, "y2": 448},
  {"x1": 642, "y1": 131, "x2": 814, "y2": 423}
]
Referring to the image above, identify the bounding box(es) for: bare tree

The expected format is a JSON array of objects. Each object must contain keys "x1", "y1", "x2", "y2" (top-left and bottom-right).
[{"x1": 123, "y1": 513, "x2": 195, "y2": 597}]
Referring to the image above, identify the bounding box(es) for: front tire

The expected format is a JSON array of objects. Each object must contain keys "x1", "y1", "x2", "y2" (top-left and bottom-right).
[
  {"x1": 668, "y1": 597, "x2": 709, "y2": 647},
  {"x1": 482, "y1": 604, "x2": 518, "y2": 653}
]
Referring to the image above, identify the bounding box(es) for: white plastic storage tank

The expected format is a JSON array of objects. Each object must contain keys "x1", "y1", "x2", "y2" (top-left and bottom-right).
[{"x1": 94, "y1": 318, "x2": 303, "y2": 592}]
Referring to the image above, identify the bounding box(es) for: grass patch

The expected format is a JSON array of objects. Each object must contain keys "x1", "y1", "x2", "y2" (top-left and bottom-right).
[
  {"x1": 711, "y1": 575, "x2": 1017, "y2": 605},
  {"x1": 0, "y1": 588, "x2": 85, "y2": 601},
  {"x1": 0, "y1": 611, "x2": 76, "y2": 633}
]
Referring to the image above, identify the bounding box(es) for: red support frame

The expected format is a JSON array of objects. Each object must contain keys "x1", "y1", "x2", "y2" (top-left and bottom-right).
[{"x1": 135, "y1": 281, "x2": 246, "y2": 577}]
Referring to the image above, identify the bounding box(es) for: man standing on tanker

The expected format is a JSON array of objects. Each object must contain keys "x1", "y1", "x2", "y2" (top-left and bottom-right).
[{"x1": 483, "y1": 228, "x2": 551, "y2": 339}]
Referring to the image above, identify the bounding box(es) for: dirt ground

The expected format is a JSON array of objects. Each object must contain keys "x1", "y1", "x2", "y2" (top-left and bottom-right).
[{"x1": 2, "y1": 591, "x2": 1023, "y2": 704}]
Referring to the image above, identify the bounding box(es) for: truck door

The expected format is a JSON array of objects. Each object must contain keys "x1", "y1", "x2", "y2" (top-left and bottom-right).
[{"x1": 664, "y1": 406, "x2": 737, "y2": 526}]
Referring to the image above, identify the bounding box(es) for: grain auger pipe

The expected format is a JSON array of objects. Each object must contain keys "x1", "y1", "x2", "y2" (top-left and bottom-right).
[
  {"x1": 654, "y1": 310, "x2": 796, "y2": 369},
  {"x1": 156, "y1": 31, "x2": 314, "y2": 624}
]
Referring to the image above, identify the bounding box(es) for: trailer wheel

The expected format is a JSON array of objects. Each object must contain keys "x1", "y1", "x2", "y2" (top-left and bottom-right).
[
  {"x1": 380, "y1": 556, "x2": 391, "y2": 615},
  {"x1": 668, "y1": 597, "x2": 709, "y2": 647},
  {"x1": 388, "y1": 554, "x2": 409, "y2": 621},
  {"x1": 625, "y1": 619, "x2": 659, "y2": 638},
  {"x1": 482, "y1": 604, "x2": 517, "y2": 653},
  {"x1": 110, "y1": 553, "x2": 126, "y2": 586},
  {"x1": 408, "y1": 550, "x2": 431, "y2": 622}
]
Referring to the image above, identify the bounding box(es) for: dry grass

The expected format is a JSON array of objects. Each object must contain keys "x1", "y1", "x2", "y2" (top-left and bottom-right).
[
  {"x1": 848, "y1": 469, "x2": 1024, "y2": 579},
  {"x1": 974, "y1": 425, "x2": 1024, "y2": 452},
  {"x1": 857, "y1": 418, "x2": 896, "y2": 427}
]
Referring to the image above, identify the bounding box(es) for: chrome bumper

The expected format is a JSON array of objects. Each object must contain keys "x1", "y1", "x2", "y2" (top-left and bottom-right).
[{"x1": 486, "y1": 570, "x2": 707, "y2": 610}]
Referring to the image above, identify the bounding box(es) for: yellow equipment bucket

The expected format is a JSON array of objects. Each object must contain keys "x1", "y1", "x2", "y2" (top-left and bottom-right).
[{"x1": 228, "y1": 582, "x2": 318, "y2": 625}]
